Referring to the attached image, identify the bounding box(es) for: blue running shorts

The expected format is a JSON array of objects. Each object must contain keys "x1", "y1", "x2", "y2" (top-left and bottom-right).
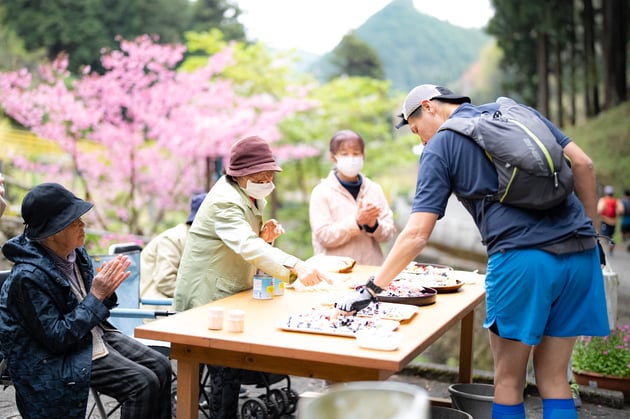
[{"x1": 483, "y1": 247, "x2": 609, "y2": 345}]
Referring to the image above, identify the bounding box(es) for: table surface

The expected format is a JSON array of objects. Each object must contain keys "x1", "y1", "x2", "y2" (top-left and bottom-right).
[
  {"x1": 135, "y1": 265, "x2": 485, "y2": 375},
  {"x1": 134, "y1": 265, "x2": 486, "y2": 418}
]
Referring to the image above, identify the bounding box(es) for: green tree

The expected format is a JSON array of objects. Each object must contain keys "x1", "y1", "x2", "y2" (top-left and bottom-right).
[
  {"x1": 486, "y1": 1, "x2": 542, "y2": 106},
  {"x1": 188, "y1": 0, "x2": 245, "y2": 41},
  {"x1": 0, "y1": 0, "x2": 197, "y2": 73},
  {"x1": 602, "y1": 0, "x2": 628, "y2": 108},
  {"x1": 327, "y1": 33, "x2": 385, "y2": 81},
  {"x1": 488, "y1": 0, "x2": 629, "y2": 124},
  {"x1": 0, "y1": 0, "x2": 187, "y2": 72},
  {"x1": 0, "y1": 17, "x2": 46, "y2": 73},
  {"x1": 182, "y1": 30, "x2": 311, "y2": 98}
]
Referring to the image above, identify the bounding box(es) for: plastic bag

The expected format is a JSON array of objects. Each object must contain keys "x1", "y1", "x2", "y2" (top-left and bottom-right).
[{"x1": 602, "y1": 259, "x2": 619, "y2": 331}]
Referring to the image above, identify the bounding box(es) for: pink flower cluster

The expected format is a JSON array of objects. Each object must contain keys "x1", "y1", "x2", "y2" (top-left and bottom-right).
[
  {"x1": 0, "y1": 35, "x2": 318, "y2": 234},
  {"x1": 573, "y1": 324, "x2": 630, "y2": 377}
]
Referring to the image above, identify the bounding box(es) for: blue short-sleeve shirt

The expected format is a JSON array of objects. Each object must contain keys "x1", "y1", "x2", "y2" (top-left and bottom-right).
[{"x1": 411, "y1": 102, "x2": 596, "y2": 255}]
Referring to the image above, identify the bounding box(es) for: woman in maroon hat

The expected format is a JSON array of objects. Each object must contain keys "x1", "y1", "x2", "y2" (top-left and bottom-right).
[
  {"x1": 174, "y1": 135, "x2": 331, "y2": 418},
  {"x1": 0, "y1": 182, "x2": 172, "y2": 419}
]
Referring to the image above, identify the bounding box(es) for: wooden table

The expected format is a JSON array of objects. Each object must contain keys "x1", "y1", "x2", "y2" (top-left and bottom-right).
[{"x1": 135, "y1": 266, "x2": 486, "y2": 419}]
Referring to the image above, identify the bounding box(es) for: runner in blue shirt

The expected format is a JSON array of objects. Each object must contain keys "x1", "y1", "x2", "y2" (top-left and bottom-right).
[{"x1": 336, "y1": 84, "x2": 609, "y2": 419}]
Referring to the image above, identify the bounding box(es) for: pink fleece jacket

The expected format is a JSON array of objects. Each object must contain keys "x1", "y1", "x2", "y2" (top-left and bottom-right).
[{"x1": 309, "y1": 171, "x2": 397, "y2": 266}]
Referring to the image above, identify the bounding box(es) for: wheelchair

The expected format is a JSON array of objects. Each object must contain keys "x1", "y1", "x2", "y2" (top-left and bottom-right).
[{"x1": 238, "y1": 371, "x2": 299, "y2": 419}]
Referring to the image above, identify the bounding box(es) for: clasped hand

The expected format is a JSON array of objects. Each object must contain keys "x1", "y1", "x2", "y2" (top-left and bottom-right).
[
  {"x1": 260, "y1": 219, "x2": 285, "y2": 243},
  {"x1": 356, "y1": 200, "x2": 380, "y2": 227},
  {"x1": 90, "y1": 254, "x2": 131, "y2": 301}
]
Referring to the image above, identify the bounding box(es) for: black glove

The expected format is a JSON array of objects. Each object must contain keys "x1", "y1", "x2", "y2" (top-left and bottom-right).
[
  {"x1": 334, "y1": 286, "x2": 374, "y2": 314},
  {"x1": 597, "y1": 240, "x2": 606, "y2": 266},
  {"x1": 335, "y1": 276, "x2": 382, "y2": 313}
]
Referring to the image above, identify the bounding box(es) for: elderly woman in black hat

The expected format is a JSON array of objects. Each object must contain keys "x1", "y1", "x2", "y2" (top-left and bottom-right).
[
  {"x1": 174, "y1": 135, "x2": 331, "y2": 418},
  {"x1": 0, "y1": 183, "x2": 172, "y2": 418}
]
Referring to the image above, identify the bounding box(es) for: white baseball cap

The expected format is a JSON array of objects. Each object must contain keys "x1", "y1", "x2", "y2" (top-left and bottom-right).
[{"x1": 396, "y1": 84, "x2": 471, "y2": 129}]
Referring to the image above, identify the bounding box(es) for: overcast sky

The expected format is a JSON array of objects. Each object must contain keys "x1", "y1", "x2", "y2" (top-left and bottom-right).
[{"x1": 235, "y1": 0, "x2": 494, "y2": 55}]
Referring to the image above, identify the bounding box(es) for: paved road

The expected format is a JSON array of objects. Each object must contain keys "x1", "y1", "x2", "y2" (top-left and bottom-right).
[{"x1": 605, "y1": 247, "x2": 630, "y2": 327}]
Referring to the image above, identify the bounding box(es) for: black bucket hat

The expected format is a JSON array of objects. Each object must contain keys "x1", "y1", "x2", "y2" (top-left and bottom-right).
[{"x1": 22, "y1": 183, "x2": 93, "y2": 240}]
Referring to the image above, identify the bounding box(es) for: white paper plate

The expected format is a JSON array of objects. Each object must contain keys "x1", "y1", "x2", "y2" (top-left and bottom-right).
[{"x1": 355, "y1": 330, "x2": 402, "y2": 351}]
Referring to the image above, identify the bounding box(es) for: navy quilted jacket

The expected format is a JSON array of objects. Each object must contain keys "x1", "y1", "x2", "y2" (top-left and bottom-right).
[{"x1": 0, "y1": 234, "x2": 117, "y2": 418}]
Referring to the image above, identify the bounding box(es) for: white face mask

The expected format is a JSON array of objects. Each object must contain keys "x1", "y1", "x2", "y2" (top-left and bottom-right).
[
  {"x1": 242, "y1": 180, "x2": 275, "y2": 199},
  {"x1": 335, "y1": 156, "x2": 364, "y2": 178}
]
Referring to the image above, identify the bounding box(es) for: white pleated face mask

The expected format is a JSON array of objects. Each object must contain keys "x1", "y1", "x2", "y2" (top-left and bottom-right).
[
  {"x1": 335, "y1": 156, "x2": 364, "y2": 178},
  {"x1": 242, "y1": 180, "x2": 275, "y2": 199}
]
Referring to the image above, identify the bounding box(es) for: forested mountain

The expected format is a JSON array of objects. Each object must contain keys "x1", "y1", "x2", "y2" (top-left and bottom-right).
[{"x1": 313, "y1": 0, "x2": 492, "y2": 94}]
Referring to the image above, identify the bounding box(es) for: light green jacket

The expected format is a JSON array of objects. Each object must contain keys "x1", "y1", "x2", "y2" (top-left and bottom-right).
[{"x1": 173, "y1": 176, "x2": 298, "y2": 311}]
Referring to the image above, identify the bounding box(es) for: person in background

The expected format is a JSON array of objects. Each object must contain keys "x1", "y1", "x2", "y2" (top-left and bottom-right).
[
  {"x1": 174, "y1": 135, "x2": 331, "y2": 418},
  {"x1": 140, "y1": 191, "x2": 207, "y2": 307},
  {"x1": 620, "y1": 189, "x2": 630, "y2": 252},
  {"x1": 0, "y1": 173, "x2": 6, "y2": 218},
  {"x1": 336, "y1": 84, "x2": 608, "y2": 419},
  {"x1": 0, "y1": 183, "x2": 172, "y2": 418},
  {"x1": 597, "y1": 185, "x2": 624, "y2": 254},
  {"x1": 309, "y1": 129, "x2": 396, "y2": 265}
]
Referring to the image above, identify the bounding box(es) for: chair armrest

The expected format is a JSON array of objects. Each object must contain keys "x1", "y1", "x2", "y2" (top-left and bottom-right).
[
  {"x1": 140, "y1": 298, "x2": 173, "y2": 306},
  {"x1": 110, "y1": 308, "x2": 177, "y2": 319},
  {"x1": 110, "y1": 308, "x2": 160, "y2": 319}
]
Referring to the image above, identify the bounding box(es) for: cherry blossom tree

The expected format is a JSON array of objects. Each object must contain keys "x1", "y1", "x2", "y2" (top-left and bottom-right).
[{"x1": 0, "y1": 35, "x2": 318, "y2": 234}]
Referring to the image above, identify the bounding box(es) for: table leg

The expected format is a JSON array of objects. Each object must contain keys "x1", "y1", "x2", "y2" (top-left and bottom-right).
[
  {"x1": 176, "y1": 359, "x2": 200, "y2": 419},
  {"x1": 458, "y1": 310, "x2": 475, "y2": 383}
]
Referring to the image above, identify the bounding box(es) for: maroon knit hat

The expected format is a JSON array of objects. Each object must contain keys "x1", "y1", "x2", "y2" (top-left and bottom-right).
[{"x1": 226, "y1": 136, "x2": 282, "y2": 177}]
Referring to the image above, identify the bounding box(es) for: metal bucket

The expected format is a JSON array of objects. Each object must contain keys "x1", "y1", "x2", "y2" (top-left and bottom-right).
[
  {"x1": 603, "y1": 267, "x2": 619, "y2": 330},
  {"x1": 431, "y1": 406, "x2": 473, "y2": 418},
  {"x1": 448, "y1": 383, "x2": 494, "y2": 418},
  {"x1": 298, "y1": 381, "x2": 429, "y2": 419}
]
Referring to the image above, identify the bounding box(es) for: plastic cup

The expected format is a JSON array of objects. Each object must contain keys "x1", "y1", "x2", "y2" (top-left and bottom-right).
[
  {"x1": 226, "y1": 309, "x2": 245, "y2": 333},
  {"x1": 208, "y1": 307, "x2": 224, "y2": 330}
]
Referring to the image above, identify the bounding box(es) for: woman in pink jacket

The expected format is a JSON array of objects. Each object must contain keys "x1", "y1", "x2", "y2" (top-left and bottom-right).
[{"x1": 309, "y1": 130, "x2": 397, "y2": 266}]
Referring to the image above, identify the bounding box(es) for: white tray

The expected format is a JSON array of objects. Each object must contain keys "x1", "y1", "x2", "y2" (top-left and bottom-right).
[
  {"x1": 356, "y1": 302, "x2": 418, "y2": 322},
  {"x1": 279, "y1": 311, "x2": 399, "y2": 338}
]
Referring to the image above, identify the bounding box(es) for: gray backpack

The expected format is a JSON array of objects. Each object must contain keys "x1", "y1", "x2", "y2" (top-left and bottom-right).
[{"x1": 439, "y1": 97, "x2": 574, "y2": 210}]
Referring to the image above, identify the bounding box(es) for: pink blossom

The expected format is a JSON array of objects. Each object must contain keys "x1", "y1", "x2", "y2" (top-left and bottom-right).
[{"x1": 0, "y1": 36, "x2": 317, "y2": 234}]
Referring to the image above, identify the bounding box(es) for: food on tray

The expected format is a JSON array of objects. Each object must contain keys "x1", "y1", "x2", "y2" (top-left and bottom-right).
[
  {"x1": 356, "y1": 302, "x2": 418, "y2": 321},
  {"x1": 281, "y1": 308, "x2": 399, "y2": 337},
  {"x1": 305, "y1": 255, "x2": 356, "y2": 273},
  {"x1": 380, "y1": 281, "x2": 438, "y2": 298},
  {"x1": 400, "y1": 274, "x2": 461, "y2": 289},
  {"x1": 403, "y1": 262, "x2": 453, "y2": 273},
  {"x1": 377, "y1": 289, "x2": 437, "y2": 306},
  {"x1": 397, "y1": 262, "x2": 462, "y2": 291}
]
